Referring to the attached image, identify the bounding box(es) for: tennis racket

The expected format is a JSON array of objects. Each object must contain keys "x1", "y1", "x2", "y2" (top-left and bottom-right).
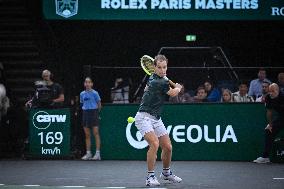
[{"x1": 140, "y1": 55, "x2": 176, "y2": 87}]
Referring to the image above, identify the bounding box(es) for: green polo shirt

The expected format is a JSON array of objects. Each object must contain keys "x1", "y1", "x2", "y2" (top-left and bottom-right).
[{"x1": 138, "y1": 74, "x2": 170, "y2": 119}]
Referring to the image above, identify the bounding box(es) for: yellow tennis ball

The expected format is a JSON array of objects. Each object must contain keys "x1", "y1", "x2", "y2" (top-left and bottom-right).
[{"x1": 127, "y1": 117, "x2": 135, "y2": 123}]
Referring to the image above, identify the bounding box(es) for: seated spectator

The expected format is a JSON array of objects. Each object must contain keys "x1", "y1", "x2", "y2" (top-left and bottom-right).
[
  {"x1": 221, "y1": 89, "x2": 232, "y2": 103},
  {"x1": 256, "y1": 81, "x2": 270, "y2": 103},
  {"x1": 232, "y1": 81, "x2": 254, "y2": 102},
  {"x1": 169, "y1": 83, "x2": 192, "y2": 103},
  {"x1": 253, "y1": 83, "x2": 284, "y2": 163},
  {"x1": 278, "y1": 72, "x2": 284, "y2": 94},
  {"x1": 26, "y1": 70, "x2": 64, "y2": 108},
  {"x1": 193, "y1": 86, "x2": 208, "y2": 103},
  {"x1": 204, "y1": 80, "x2": 221, "y2": 102},
  {"x1": 111, "y1": 78, "x2": 129, "y2": 104},
  {"x1": 248, "y1": 68, "x2": 271, "y2": 99}
]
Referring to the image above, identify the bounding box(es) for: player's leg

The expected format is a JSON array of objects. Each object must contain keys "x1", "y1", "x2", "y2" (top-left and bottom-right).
[
  {"x1": 144, "y1": 131, "x2": 159, "y2": 171},
  {"x1": 92, "y1": 126, "x2": 101, "y2": 160},
  {"x1": 135, "y1": 112, "x2": 160, "y2": 186},
  {"x1": 143, "y1": 131, "x2": 160, "y2": 186},
  {"x1": 154, "y1": 119, "x2": 182, "y2": 183},
  {"x1": 82, "y1": 127, "x2": 92, "y2": 160},
  {"x1": 159, "y1": 134, "x2": 172, "y2": 168}
]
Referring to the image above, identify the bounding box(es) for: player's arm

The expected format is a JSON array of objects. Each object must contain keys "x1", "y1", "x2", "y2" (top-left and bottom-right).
[{"x1": 167, "y1": 83, "x2": 182, "y2": 97}]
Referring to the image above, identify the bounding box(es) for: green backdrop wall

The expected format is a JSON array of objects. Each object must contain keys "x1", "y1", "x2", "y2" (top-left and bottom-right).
[{"x1": 98, "y1": 103, "x2": 267, "y2": 161}]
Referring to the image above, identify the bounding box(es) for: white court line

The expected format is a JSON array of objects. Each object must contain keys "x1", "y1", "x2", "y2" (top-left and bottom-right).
[
  {"x1": 0, "y1": 184, "x2": 4, "y2": 186},
  {"x1": 62, "y1": 186, "x2": 86, "y2": 188},
  {"x1": 273, "y1": 178, "x2": 284, "y2": 180},
  {"x1": 105, "y1": 187, "x2": 126, "y2": 189},
  {"x1": 23, "y1": 185, "x2": 41, "y2": 187}
]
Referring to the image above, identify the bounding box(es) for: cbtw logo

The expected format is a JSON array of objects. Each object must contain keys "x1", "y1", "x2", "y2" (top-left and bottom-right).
[
  {"x1": 126, "y1": 122, "x2": 238, "y2": 149},
  {"x1": 32, "y1": 111, "x2": 66, "y2": 130}
]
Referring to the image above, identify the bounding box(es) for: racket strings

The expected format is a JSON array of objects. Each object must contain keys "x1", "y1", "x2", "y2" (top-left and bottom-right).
[{"x1": 141, "y1": 57, "x2": 155, "y2": 74}]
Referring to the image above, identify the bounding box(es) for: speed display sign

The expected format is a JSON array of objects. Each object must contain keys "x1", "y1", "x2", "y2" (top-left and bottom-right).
[{"x1": 29, "y1": 108, "x2": 70, "y2": 158}]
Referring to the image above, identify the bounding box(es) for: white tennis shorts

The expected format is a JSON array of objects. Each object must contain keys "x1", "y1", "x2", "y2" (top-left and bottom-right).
[{"x1": 135, "y1": 112, "x2": 168, "y2": 137}]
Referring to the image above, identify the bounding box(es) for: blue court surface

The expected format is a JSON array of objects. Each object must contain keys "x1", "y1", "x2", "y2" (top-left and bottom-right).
[{"x1": 0, "y1": 160, "x2": 283, "y2": 189}]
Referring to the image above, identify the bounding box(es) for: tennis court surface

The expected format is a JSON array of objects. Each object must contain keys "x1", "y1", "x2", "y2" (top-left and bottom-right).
[{"x1": 0, "y1": 160, "x2": 283, "y2": 189}]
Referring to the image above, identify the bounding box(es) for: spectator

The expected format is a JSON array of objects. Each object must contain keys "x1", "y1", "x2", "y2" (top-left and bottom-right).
[
  {"x1": 278, "y1": 72, "x2": 284, "y2": 94},
  {"x1": 193, "y1": 86, "x2": 208, "y2": 103},
  {"x1": 169, "y1": 83, "x2": 192, "y2": 103},
  {"x1": 0, "y1": 62, "x2": 5, "y2": 84},
  {"x1": 26, "y1": 70, "x2": 64, "y2": 108},
  {"x1": 253, "y1": 83, "x2": 284, "y2": 163},
  {"x1": 232, "y1": 81, "x2": 254, "y2": 102},
  {"x1": 204, "y1": 80, "x2": 221, "y2": 102},
  {"x1": 221, "y1": 89, "x2": 232, "y2": 103},
  {"x1": 80, "y1": 77, "x2": 102, "y2": 161},
  {"x1": 0, "y1": 83, "x2": 9, "y2": 121},
  {"x1": 110, "y1": 78, "x2": 129, "y2": 104},
  {"x1": 0, "y1": 64, "x2": 9, "y2": 122},
  {"x1": 248, "y1": 68, "x2": 271, "y2": 99},
  {"x1": 256, "y1": 81, "x2": 270, "y2": 103}
]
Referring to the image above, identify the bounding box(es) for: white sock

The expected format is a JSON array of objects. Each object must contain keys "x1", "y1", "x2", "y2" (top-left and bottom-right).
[
  {"x1": 96, "y1": 150, "x2": 100, "y2": 154},
  {"x1": 147, "y1": 171, "x2": 155, "y2": 178},
  {"x1": 86, "y1": 151, "x2": 91, "y2": 155},
  {"x1": 163, "y1": 167, "x2": 171, "y2": 176}
]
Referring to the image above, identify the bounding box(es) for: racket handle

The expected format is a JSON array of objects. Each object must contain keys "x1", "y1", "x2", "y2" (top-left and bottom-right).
[
  {"x1": 164, "y1": 76, "x2": 177, "y2": 88},
  {"x1": 168, "y1": 80, "x2": 176, "y2": 88}
]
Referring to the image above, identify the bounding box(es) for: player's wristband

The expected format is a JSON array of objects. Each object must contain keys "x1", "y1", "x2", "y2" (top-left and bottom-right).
[{"x1": 175, "y1": 88, "x2": 181, "y2": 93}]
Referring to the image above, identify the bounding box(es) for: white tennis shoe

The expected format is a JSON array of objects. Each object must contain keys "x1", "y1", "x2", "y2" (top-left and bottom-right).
[
  {"x1": 146, "y1": 175, "x2": 160, "y2": 186},
  {"x1": 81, "y1": 153, "x2": 92, "y2": 160},
  {"x1": 160, "y1": 172, "x2": 182, "y2": 183},
  {"x1": 253, "y1": 157, "x2": 270, "y2": 164},
  {"x1": 92, "y1": 153, "x2": 101, "y2": 160}
]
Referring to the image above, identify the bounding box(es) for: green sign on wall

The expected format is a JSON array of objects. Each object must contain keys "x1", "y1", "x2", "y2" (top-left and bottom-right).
[
  {"x1": 29, "y1": 108, "x2": 70, "y2": 158},
  {"x1": 99, "y1": 103, "x2": 266, "y2": 161},
  {"x1": 43, "y1": 0, "x2": 284, "y2": 20}
]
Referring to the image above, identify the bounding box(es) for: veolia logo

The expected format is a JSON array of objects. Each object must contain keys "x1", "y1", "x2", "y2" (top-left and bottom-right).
[
  {"x1": 32, "y1": 111, "x2": 66, "y2": 130},
  {"x1": 126, "y1": 122, "x2": 148, "y2": 149},
  {"x1": 126, "y1": 122, "x2": 238, "y2": 149}
]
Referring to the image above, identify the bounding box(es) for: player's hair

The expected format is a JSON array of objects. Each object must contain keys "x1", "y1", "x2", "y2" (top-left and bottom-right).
[{"x1": 154, "y1": 54, "x2": 168, "y2": 66}]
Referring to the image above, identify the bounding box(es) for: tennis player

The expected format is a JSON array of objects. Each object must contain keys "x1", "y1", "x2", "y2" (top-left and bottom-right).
[{"x1": 135, "y1": 55, "x2": 183, "y2": 186}]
